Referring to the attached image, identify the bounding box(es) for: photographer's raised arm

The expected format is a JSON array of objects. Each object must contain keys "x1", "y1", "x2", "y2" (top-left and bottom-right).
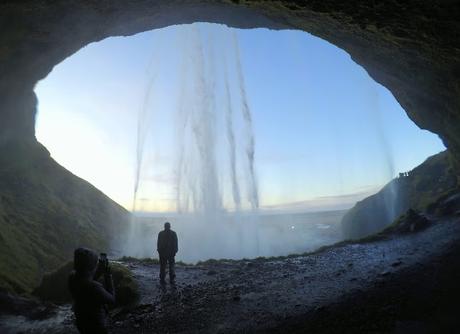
[{"x1": 94, "y1": 272, "x2": 116, "y2": 304}]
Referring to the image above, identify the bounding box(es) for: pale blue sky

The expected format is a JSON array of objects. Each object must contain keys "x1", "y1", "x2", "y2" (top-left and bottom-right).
[{"x1": 35, "y1": 23, "x2": 445, "y2": 212}]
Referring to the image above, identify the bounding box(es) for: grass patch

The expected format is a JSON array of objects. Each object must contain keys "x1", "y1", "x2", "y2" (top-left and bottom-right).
[
  {"x1": 118, "y1": 256, "x2": 188, "y2": 266},
  {"x1": 118, "y1": 256, "x2": 160, "y2": 265}
]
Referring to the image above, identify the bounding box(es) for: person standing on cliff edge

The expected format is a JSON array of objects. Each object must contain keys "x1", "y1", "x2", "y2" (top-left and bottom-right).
[{"x1": 157, "y1": 222, "x2": 178, "y2": 284}]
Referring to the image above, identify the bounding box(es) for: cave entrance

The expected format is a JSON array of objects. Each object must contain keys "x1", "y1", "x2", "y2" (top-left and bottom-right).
[{"x1": 34, "y1": 23, "x2": 444, "y2": 262}]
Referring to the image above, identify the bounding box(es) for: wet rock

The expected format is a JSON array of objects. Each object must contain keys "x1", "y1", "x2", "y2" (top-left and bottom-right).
[
  {"x1": 207, "y1": 270, "x2": 217, "y2": 276},
  {"x1": 430, "y1": 192, "x2": 460, "y2": 216},
  {"x1": 315, "y1": 306, "x2": 325, "y2": 312},
  {"x1": 394, "y1": 209, "x2": 432, "y2": 234},
  {"x1": 391, "y1": 260, "x2": 403, "y2": 267}
]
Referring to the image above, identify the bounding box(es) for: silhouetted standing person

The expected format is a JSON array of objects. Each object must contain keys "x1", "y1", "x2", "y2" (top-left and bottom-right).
[
  {"x1": 157, "y1": 222, "x2": 178, "y2": 284},
  {"x1": 68, "y1": 247, "x2": 115, "y2": 334}
]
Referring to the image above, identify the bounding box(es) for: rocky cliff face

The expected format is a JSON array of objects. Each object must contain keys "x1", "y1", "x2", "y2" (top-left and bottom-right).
[
  {"x1": 342, "y1": 151, "x2": 459, "y2": 239},
  {"x1": 0, "y1": 141, "x2": 129, "y2": 292}
]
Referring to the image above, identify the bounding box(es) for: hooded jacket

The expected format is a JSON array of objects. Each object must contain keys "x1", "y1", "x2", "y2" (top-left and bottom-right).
[
  {"x1": 68, "y1": 248, "x2": 115, "y2": 332},
  {"x1": 157, "y1": 229, "x2": 178, "y2": 257}
]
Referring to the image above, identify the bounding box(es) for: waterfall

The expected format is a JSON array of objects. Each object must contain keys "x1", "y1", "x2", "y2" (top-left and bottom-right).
[
  {"x1": 169, "y1": 26, "x2": 258, "y2": 216},
  {"x1": 232, "y1": 32, "x2": 259, "y2": 210},
  {"x1": 125, "y1": 24, "x2": 260, "y2": 260},
  {"x1": 224, "y1": 62, "x2": 241, "y2": 210}
]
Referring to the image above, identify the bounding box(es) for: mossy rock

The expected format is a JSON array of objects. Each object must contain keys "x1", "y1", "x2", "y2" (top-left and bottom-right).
[
  {"x1": 384, "y1": 209, "x2": 431, "y2": 235},
  {"x1": 110, "y1": 263, "x2": 139, "y2": 306},
  {"x1": 32, "y1": 261, "x2": 74, "y2": 303},
  {"x1": 33, "y1": 261, "x2": 139, "y2": 306}
]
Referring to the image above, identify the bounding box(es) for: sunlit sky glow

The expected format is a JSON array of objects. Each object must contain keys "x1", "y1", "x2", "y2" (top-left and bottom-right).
[{"x1": 35, "y1": 23, "x2": 445, "y2": 213}]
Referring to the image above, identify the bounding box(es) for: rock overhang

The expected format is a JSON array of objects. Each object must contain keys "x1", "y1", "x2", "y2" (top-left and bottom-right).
[{"x1": 0, "y1": 0, "x2": 459, "y2": 166}]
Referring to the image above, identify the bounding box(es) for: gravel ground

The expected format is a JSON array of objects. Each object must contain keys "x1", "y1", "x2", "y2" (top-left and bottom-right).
[{"x1": 2, "y1": 217, "x2": 460, "y2": 333}]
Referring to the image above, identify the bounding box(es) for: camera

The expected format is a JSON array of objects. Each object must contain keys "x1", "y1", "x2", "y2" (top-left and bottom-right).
[{"x1": 99, "y1": 252, "x2": 110, "y2": 273}]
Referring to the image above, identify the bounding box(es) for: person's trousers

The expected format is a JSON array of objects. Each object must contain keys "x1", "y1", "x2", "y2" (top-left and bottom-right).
[{"x1": 159, "y1": 254, "x2": 175, "y2": 281}]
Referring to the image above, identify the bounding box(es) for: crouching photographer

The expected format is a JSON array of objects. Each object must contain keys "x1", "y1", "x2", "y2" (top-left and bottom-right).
[{"x1": 68, "y1": 248, "x2": 115, "y2": 334}]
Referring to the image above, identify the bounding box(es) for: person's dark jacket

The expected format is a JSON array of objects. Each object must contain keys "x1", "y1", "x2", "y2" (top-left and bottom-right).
[
  {"x1": 157, "y1": 229, "x2": 178, "y2": 257},
  {"x1": 68, "y1": 248, "x2": 115, "y2": 333}
]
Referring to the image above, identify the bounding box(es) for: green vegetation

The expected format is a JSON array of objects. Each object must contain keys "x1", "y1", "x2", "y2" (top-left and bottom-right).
[
  {"x1": 33, "y1": 260, "x2": 139, "y2": 305},
  {"x1": 0, "y1": 140, "x2": 129, "y2": 293},
  {"x1": 118, "y1": 256, "x2": 188, "y2": 266},
  {"x1": 110, "y1": 263, "x2": 140, "y2": 305},
  {"x1": 342, "y1": 151, "x2": 459, "y2": 239},
  {"x1": 118, "y1": 256, "x2": 160, "y2": 265},
  {"x1": 32, "y1": 261, "x2": 73, "y2": 302}
]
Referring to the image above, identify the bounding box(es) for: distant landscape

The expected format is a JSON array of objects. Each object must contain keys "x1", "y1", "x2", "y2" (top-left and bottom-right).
[{"x1": 122, "y1": 209, "x2": 346, "y2": 262}]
